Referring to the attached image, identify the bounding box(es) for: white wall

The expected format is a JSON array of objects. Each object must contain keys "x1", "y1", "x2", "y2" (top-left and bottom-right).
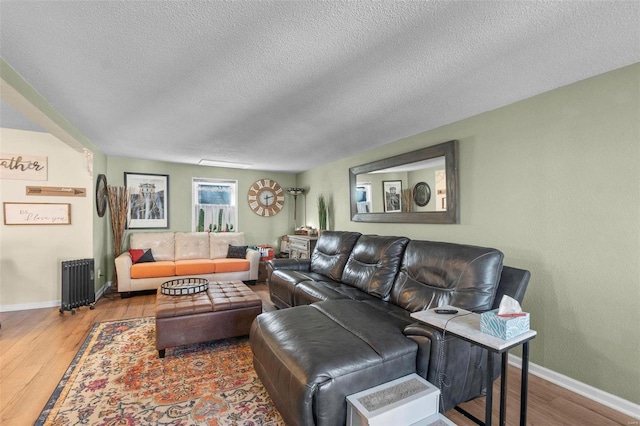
[{"x1": 0, "y1": 128, "x2": 93, "y2": 310}]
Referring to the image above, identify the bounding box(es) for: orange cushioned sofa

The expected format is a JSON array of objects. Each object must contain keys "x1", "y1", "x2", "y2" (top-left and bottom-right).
[{"x1": 115, "y1": 232, "x2": 260, "y2": 294}]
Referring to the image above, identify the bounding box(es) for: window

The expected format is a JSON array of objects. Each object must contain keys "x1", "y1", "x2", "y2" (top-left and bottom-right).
[
  {"x1": 192, "y1": 178, "x2": 238, "y2": 232},
  {"x1": 356, "y1": 182, "x2": 372, "y2": 213}
]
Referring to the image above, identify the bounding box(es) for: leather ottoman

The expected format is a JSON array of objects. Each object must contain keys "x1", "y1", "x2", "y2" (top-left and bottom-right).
[{"x1": 155, "y1": 280, "x2": 262, "y2": 358}]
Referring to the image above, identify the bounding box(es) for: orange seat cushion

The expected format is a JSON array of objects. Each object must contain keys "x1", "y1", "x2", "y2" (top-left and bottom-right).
[
  {"x1": 175, "y1": 260, "x2": 217, "y2": 275},
  {"x1": 131, "y1": 261, "x2": 176, "y2": 279},
  {"x1": 211, "y1": 259, "x2": 250, "y2": 273}
]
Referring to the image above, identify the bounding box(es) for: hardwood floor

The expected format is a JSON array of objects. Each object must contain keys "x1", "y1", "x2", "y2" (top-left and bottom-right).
[{"x1": 0, "y1": 285, "x2": 635, "y2": 426}]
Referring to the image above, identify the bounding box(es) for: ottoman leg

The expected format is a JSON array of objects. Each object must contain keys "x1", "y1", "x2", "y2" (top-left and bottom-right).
[{"x1": 158, "y1": 349, "x2": 165, "y2": 358}]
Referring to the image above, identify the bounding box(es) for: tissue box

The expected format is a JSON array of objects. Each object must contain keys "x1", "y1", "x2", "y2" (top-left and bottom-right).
[{"x1": 480, "y1": 309, "x2": 530, "y2": 339}]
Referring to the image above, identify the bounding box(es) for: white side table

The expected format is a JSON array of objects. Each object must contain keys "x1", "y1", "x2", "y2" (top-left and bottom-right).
[
  {"x1": 411, "y1": 306, "x2": 536, "y2": 426},
  {"x1": 287, "y1": 235, "x2": 317, "y2": 259}
]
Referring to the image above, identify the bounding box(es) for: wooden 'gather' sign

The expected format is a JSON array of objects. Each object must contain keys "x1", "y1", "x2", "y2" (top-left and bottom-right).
[{"x1": 0, "y1": 153, "x2": 48, "y2": 181}]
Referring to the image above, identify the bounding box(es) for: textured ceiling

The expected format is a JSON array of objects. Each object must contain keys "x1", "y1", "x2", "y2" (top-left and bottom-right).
[{"x1": 1, "y1": 1, "x2": 639, "y2": 173}]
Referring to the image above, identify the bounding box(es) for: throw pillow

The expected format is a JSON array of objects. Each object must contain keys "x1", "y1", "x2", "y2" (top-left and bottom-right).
[
  {"x1": 227, "y1": 245, "x2": 248, "y2": 259},
  {"x1": 129, "y1": 248, "x2": 155, "y2": 264}
]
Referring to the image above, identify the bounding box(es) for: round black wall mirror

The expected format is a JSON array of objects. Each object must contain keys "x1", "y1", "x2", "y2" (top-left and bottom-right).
[
  {"x1": 95, "y1": 174, "x2": 108, "y2": 217},
  {"x1": 413, "y1": 181, "x2": 431, "y2": 207}
]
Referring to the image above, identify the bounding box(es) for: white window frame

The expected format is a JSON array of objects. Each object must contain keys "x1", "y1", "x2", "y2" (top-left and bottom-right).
[{"x1": 192, "y1": 178, "x2": 238, "y2": 232}]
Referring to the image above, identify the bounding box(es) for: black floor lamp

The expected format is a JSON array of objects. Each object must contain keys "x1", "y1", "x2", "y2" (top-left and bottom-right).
[{"x1": 287, "y1": 187, "x2": 305, "y2": 231}]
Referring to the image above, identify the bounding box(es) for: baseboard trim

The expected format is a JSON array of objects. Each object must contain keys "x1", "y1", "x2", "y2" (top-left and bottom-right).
[
  {"x1": 509, "y1": 355, "x2": 640, "y2": 420},
  {"x1": 0, "y1": 300, "x2": 60, "y2": 312},
  {"x1": 1, "y1": 281, "x2": 112, "y2": 312},
  {"x1": 95, "y1": 281, "x2": 112, "y2": 300}
]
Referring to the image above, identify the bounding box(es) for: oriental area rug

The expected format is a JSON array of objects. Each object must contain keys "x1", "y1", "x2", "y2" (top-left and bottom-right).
[{"x1": 36, "y1": 317, "x2": 284, "y2": 425}]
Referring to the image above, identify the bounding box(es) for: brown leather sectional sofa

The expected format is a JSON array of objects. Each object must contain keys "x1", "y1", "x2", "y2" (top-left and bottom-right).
[{"x1": 250, "y1": 231, "x2": 530, "y2": 425}]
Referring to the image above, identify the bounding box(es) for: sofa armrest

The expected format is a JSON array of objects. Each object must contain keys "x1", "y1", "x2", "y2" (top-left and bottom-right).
[
  {"x1": 246, "y1": 248, "x2": 260, "y2": 280},
  {"x1": 114, "y1": 252, "x2": 133, "y2": 292},
  {"x1": 404, "y1": 321, "x2": 490, "y2": 412},
  {"x1": 403, "y1": 322, "x2": 440, "y2": 378},
  {"x1": 266, "y1": 258, "x2": 311, "y2": 285},
  {"x1": 267, "y1": 258, "x2": 311, "y2": 271}
]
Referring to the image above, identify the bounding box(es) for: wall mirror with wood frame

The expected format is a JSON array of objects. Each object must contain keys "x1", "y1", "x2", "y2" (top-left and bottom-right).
[{"x1": 349, "y1": 140, "x2": 459, "y2": 224}]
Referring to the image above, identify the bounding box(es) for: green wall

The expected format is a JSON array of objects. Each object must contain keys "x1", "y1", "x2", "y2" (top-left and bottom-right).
[
  {"x1": 297, "y1": 64, "x2": 640, "y2": 403},
  {"x1": 92, "y1": 150, "x2": 109, "y2": 291},
  {"x1": 105, "y1": 157, "x2": 297, "y2": 279}
]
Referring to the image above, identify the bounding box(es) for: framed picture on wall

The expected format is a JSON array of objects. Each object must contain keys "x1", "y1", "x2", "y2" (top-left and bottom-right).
[
  {"x1": 125, "y1": 172, "x2": 169, "y2": 229},
  {"x1": 382, "y1": 180, "x2": 402, "y2": 213}
]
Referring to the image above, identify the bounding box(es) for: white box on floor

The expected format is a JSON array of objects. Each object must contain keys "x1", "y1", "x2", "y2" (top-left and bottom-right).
[
  {"x1": 411, "y1": 413, "x2": 457, "y2": 426},
  {"x1": 346, "y1": 374, "x2": 441, "y2": 426}
]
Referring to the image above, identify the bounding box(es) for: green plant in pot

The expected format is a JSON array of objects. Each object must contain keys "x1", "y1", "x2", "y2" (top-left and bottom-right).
[
  {"x1": 318, "y1": 194, "x2": 328, "y2": 232},
  {"x1": 197, "y1": 208, "x2": 205, "y2": 232}
]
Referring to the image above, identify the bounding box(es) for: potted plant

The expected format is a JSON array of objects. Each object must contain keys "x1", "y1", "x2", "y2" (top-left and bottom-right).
[{"x1": 318, "y1": 194, "x2": 328, "y2": 233}]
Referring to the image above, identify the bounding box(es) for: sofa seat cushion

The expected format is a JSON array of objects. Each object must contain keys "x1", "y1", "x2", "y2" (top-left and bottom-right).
[
  {"x1": 313, "y1": 299, "x2": 414, "y2": 339},
  {"x1": 250, "y1": 301, "x2": 418, "y2": 426},
  {"x1": 211, "y1": 258, "x2": 250, "y2": 273},
  {"x1": 360, "y1": 298, "x2": 414, "y2": 322},
  {"x1": 294, "y1": 280, "x2": 381, "y2": 306},
  {"x1": 130, "y1": 261, "x2": 176, "y2": 279},
  {"x1": 174, "y1": 259, "x2": 216, "y2": 275},
  {"x1": 270, "y1": 270, "x2": 328, "y2": 308}
]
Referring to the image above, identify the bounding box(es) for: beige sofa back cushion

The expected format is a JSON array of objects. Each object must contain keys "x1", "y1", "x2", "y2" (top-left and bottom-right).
[
  {"x1": 210, "y1": 232, "x2": 246, "y2": 259},
  {"x1": 175, "y1": 232, "x2": 210, "y2": 260},
  {"x1": 130, "y1": 232, "x2": 175, "y2": 261}
]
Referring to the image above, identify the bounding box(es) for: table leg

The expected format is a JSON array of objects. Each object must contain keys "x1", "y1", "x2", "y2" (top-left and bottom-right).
[
  {"x1": 500, "y1": 352, "x2": 508, "y2": 426},
  {"x1": 520, "y1": 342, "x2": 530, "y2": 426},
  {"x1": 486, "y1": 350, "x2": 494, "y2": 426}
]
